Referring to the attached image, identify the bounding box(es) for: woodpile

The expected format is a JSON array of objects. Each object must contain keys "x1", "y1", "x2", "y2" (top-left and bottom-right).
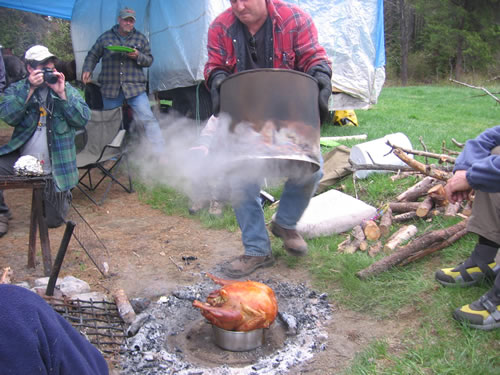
[{"x1": 337, "y1": 141, "x2": 473, "y2": 279}]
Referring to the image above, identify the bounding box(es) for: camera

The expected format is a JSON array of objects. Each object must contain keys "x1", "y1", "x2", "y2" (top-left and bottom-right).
[{"x1": 42, "y1": 68, "x2": 58, "y2": 84}]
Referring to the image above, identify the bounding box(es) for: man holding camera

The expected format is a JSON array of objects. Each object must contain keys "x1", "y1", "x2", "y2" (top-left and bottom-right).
[{"x1": 0, "y1": 45, "x2": 90, "y2": 236}]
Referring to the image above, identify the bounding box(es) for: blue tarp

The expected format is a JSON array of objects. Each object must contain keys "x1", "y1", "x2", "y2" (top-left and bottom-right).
[{"x1": 0, "y1": 0, "x2": 75, "y2": 20}]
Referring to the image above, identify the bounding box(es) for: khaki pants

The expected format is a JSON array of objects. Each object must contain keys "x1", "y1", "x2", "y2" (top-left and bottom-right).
[{"x1": 467, "y1": 146, "x2": 500, "y2": 245}]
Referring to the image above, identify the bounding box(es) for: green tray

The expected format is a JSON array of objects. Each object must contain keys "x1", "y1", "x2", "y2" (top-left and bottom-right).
[{"x1": 106, "y1": 45, "x2": 134, "y2": 53}]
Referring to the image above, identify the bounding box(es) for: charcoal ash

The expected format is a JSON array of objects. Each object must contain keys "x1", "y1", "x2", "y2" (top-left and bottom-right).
[{"x1": 119, "y1": 278, "x2": 332, "y2": 374}]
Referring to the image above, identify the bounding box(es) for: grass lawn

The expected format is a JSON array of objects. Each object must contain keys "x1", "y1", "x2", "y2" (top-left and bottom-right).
[{"x1": 136, "y1": 83, "x2": 500, "y2": 374}]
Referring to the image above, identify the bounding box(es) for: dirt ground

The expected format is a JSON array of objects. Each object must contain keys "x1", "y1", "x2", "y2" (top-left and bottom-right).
[{"x1": 0, "y1": 129, "x2": 409, "y2": 374}]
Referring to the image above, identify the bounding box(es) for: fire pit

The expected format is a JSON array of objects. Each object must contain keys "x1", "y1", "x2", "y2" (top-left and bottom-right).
[{"x1": 119, "y1": 277, "x2": 331, "y2": 374}]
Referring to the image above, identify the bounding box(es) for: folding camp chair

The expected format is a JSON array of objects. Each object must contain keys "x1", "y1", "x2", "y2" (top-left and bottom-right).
[{"x1": 76, "y1": 107, "x2": 133, "y2": 205}]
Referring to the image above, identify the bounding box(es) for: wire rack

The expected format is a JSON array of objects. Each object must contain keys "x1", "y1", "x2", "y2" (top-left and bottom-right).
[{"x1": 45, "y1": 296, "x2": 127, "y2": 355}]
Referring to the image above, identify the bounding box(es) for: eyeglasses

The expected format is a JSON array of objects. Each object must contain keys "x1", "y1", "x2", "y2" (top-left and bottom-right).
[{"x1": 248, "y1": 36, "x2": 257, "y2": 62}]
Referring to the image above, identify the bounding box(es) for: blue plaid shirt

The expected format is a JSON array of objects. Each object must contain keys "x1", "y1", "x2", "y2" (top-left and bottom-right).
[
  {"x1": 82, "y1": 25, "x2": 153, "y2": 99},
  {"x1": 0, "y1": 79, "x2": 90, "y2": 191}
]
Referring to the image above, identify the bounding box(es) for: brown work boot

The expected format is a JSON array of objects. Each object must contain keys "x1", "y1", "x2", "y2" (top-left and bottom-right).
[
  {"x1": 0, "y1": 214, "x2": 9, "y2": 238},
  {"x1": 222, "y1": 255, "x2": 274, "y2": 278},
  {"x1": 270, "y1": 221, "x2": 308, "y2": 256}
]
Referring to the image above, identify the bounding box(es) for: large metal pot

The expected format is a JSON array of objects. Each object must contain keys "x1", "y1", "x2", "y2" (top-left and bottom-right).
[
  {"x1": 212, "y1": 325, "x2": 265, "y2": 352},
  {"x1": 219, "y1": 69, "x2": 321, "y2": 170}
]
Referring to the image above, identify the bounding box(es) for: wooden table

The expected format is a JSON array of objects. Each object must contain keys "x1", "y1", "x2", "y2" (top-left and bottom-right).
[{"x1": 0, "y1": 175, "x2": 52, "y2": 276}]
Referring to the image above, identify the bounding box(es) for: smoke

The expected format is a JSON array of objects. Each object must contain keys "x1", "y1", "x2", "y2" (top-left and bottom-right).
[{"x1": 128, "y1": 113, "x2": 320, "y2": 205}]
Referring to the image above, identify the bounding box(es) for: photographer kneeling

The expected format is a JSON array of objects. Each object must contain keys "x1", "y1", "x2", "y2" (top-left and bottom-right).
[{"x1": 0, "y1": 45, "x2": 90, "y2": 236}]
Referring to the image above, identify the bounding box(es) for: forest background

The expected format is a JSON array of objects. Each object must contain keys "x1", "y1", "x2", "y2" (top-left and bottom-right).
[{"x1": 0, "y1": 0, "x2": 498, "y2": 86}]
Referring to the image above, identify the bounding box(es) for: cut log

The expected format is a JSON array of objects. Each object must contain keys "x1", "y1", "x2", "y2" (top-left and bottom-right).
[
  {"x1": 344, "y1": 225, "x2": 367, "y2": 254},
  {"x1": 393, "y1": 211, "x2": 418, "y2": 223},
  {"x1": 389, "y1": 201, "x2": 420, "y2": 213},
  {"x1": 337, "y1": 237, "x2": 351, "y2": 253},
  {"x1": 396, "y1": 176, "x2": 439, "y2": 202},
  {"x1": 356, "y1": 219, "x2": 468, "y2": 279},
  {"x1": 362, "y1": 220, "x2": 381, "y2": 241},
  {"x1": 379, "y1": 207, "x2": 393, "y2": 237},
  {"x1": 384, "y1": 225, "x2": 418, "y2": 252},
  {"x1": 368, "y1": 241, "x2": 383, "y2": 257},
  {"x1": 427, "y1": 184, "x2": 448, "y2": 206},
  {"x1": 113, "y1": 289, "x2": 137, "y2": 324},
  {"x1": 359, "y1": 241, "x2": 369, "y2": 252},
  {"x1": 444, "y1": 201, "x2": 461, "y2": 217},
  {"x1": 400, "y1": 228, "x2": 468, "y2": 266},
  {"x1": 416, "y1": 196, "x2": 434, "y2": 217},
  {"x1": 392, "y1": 148, "x2": 452, "y2": 181}
]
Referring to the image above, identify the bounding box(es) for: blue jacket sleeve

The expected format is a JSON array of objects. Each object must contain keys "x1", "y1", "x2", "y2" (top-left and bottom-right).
[
  {"x1": 0, "y1": 285, "x2": 109, "y2": 375},
  {"x1": 454, "y1": 126, "x2": 500, "y2": 193}
]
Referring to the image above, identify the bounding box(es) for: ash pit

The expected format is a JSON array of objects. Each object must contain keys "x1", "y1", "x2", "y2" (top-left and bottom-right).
[{"x1": 119, "y1": 277, "x2": 332, "y2": 374}]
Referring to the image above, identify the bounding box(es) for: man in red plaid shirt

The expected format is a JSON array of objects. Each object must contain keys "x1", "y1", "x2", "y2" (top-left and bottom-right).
[{"x1": 204, "y1": 0, "x2": 332, "y2": 278}]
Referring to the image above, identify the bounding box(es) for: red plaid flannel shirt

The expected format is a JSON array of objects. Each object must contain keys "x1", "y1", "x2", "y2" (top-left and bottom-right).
[{"x1": 204, "y1": 0, "x2": 331, "y2": 81}]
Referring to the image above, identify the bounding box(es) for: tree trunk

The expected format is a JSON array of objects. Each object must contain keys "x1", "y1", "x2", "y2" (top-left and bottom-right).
[{"x1": 399, "y1": 0, "x2": 409, "y2": 85}]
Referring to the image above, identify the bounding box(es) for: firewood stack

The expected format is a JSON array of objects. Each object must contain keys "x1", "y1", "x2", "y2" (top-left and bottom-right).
[{"x1": 336, "y1": 141, "x2": 473, "y2": 279}]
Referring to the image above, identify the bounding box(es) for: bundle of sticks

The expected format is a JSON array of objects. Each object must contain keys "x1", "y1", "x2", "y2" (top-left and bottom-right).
[{"x1": 338, "y1": 140, "x2": 474, "y2": 279}]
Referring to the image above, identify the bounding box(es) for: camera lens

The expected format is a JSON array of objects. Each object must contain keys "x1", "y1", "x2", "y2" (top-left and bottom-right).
[{"x1": 43, "y1": 68, "x2": 58, "y2": 84}]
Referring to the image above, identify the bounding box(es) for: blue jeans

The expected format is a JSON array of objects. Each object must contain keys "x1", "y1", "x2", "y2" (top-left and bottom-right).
[
  {"x1": 103, "y1": 90, "x2": 165, "y2": 153},
  {"x1": 231, "y1": 160, "x2": 324, "y2": 256}
]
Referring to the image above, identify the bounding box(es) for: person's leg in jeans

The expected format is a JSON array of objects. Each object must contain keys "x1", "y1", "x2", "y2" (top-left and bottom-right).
[
  {"x1": 221, "y1": 176, "x2": 274, "y2": 278},
  {"x1": 271, "y1": 160, "x2": 323, "y2": 256},
  {"x1": 126, "y1": 92, "x2": 165, "y2": 154},
  {"x1": 232, "y1": 179, "x2": 271, "y2": 257},
  {"x1": 274, "y1": 163, "x2": 324, "y2": 229}
]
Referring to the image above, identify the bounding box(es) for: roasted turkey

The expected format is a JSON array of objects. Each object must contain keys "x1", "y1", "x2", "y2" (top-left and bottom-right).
[{"x1": 192, "y1": 273, "x2": 278, "y2": 332}]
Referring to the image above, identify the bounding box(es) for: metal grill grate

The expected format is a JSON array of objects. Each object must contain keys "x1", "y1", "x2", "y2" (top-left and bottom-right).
[{"x1": 45, "y1": 297, "x2": 127, "y2": 355}]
